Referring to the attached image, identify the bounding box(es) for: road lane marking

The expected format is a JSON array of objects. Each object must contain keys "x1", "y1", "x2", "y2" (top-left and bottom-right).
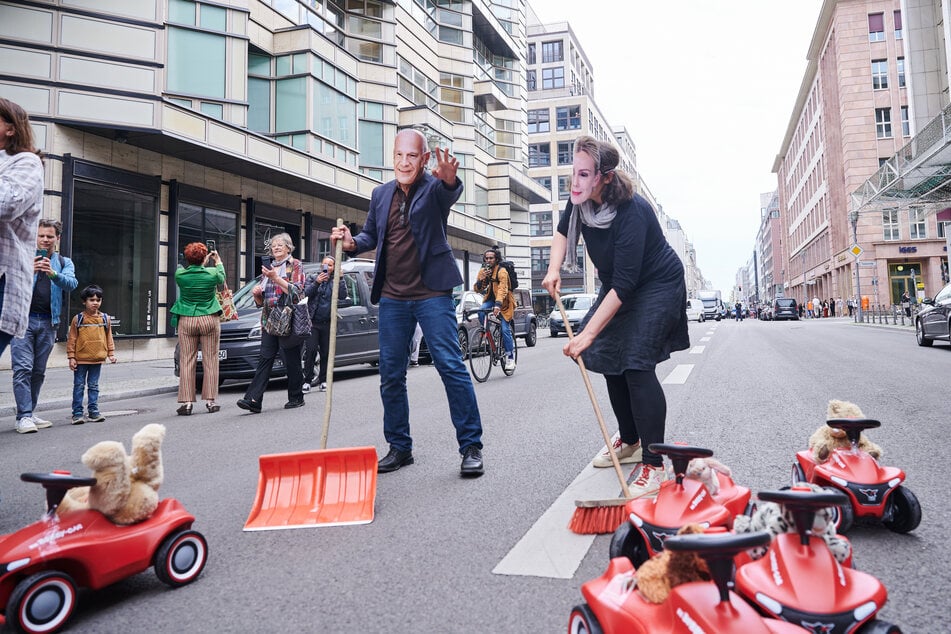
[
  {"x1": 689, "y1": 346, "x2": 705, "y2": 354},
  {"x1": 493, "y1": 463, "x2": 623, "y2": 579},
  {"x1": 700, "y1": 336, "x2": 711, "y2": 342},
  {"x1": 662, "y1": 364, "x2": 693, "y2": 384}
]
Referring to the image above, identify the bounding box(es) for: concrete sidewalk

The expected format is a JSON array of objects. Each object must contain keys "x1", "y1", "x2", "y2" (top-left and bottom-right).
[{"x1": 0, "y1": 358, "x2": 180, "y2": 419}]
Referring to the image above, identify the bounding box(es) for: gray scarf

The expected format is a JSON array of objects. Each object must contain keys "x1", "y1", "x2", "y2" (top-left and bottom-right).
[{"x1": 562, "y1": 200, "x2": 617, "y2": 273}]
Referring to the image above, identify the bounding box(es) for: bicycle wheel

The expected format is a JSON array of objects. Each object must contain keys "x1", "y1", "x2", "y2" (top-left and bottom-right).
[
  {"x1": 468, "y1": 328, "x2": 492, "y2": 382},
  {"x1": 501, "y1": 325, "x2": 518, "y2": 376}
]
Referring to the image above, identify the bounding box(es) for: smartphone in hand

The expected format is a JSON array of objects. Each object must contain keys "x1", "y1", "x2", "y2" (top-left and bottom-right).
[
  {"x1": 36, "y1": 249, "x2": 48, "y2": 259},
  {"x1": 206, "y1": 239, "x2": 216, "y2": 252},
  {"x1": 261, "y1": 255, "x2": 273, "y2": 270}
]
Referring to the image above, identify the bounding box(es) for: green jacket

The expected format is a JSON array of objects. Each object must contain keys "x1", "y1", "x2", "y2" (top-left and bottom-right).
[{"x1": 170, "y1": 263, "x2": 225, "y2": 326}]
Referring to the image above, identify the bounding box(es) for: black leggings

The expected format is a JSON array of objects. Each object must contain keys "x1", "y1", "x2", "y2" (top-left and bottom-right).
[{"x1": 605, "y1": 369, "x2": 666, "y2": 467}]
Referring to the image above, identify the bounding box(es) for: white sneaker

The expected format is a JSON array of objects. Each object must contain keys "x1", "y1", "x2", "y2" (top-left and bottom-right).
[
  {"x1": 504, "y1": 356, "x2": 516, "y2": 371},
  {"x1": 15, "y1": 417, "x2": 38, "y2": 434},
  {"x1": 318, "y1": 383, "x2": 327, "y2": 392},
  {"x1": 592, "y1": 437, "x2": 643, "y2": 468},
  {"x1": 301, "y1": 383, "x2": 311, "y2": 393},
  {"x1": 627, "y1": 463, "x2": 667, "y2": 499},
  {"x1": 31, "y1": 415, "x2": 52, "y2": 429}
]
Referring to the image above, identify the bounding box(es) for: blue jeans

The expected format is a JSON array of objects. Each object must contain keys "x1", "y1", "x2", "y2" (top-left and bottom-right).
[
  {"x1": 11, "y1": 313, "x2": 56, "y2": 420},
  {"x1": 72, "y1": 364, "x2": 102, "y2": 417},
  {"x1": 478, "y1": 300, "x2": 513, "y2": 356},
  {"x1": 378, "y1": 295, "x2": 482, "y2": 454}
]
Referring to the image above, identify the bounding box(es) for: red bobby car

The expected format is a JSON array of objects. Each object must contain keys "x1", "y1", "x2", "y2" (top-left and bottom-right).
[
  {"x1": 792, "y1": 418, "x2": 921, "y2": 534},
  {"x1": 570, "y1": 530, "x2": 809, "y2": 634},
  {"x1": 609, "y1": 443, "x2": 752, "y2": 567},
  {"x1": 735, "y1": 488, "x2": 902, "y2": 633},
  {"x1": 0, "y1": 472, "x2": 208, "y2": 634}
]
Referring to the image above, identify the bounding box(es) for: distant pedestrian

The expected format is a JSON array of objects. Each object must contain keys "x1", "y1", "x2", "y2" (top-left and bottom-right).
[
  {"x1": 302, "y1": 255, "x2": 348, "y2": 391},
  {"x1": 901, "y1": 291, "x2": 911, "y2": 317},
  {"x1": 828, "y1": 297, "x2": 836, "y2": 317},
  {"x1": 847, "y1": 297, "x2": 854, "y2": 317},
  {"x1": 0, "y1": 97, "x2": 44, "y2": 360},
  {"x1": 10, "y1": 219, "x2": 77, "y2": 433},
  {"x1": 66, "y1": 285, "x2": 117, "y2": 424},
  {"x1": 813, "y1": 296, "x2": 821, "y2": 319},
  {"x1": 734, "y1": 301, "x2": 743, "y2": 322},
  {"x1": 806, "y1": 299, "x2": 813, "y2": 318}
]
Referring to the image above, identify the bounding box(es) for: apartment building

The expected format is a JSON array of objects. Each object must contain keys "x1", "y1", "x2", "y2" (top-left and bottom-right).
[
  {"x1": 0, "y1": 0, "x2": 546, "y2": 359},
  {"x1": 774, "y1": 0, "x2": 950, "y2": 310},
  {"x1": 755, "y1": 190, "x2": 783, "y2": 304}
]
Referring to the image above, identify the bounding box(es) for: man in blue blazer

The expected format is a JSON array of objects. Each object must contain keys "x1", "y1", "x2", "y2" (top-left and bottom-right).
[{"x1": 332, "y1": 129, "x2": 484, "y2": 477}]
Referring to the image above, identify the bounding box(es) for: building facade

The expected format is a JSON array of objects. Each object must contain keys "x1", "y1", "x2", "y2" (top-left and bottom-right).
[{"x1": 0, "y1": 0, "x2": 546, "y2": 362}]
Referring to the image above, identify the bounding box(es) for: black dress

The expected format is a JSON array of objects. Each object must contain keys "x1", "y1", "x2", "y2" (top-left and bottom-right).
[{"x1": 557, "y1": 194, "x2": 690, "y2": 374}]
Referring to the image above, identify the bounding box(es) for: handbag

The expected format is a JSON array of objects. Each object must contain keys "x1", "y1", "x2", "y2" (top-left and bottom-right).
[
  {"x1": 216, "y1": 281, "x2": 239, "y2": 322},
  {"x1": 291, "y1": 300, "x2": 312, "y2": 337},
  {"x1": 263, "y1": 295, "x2": 293, "y2": 336}
]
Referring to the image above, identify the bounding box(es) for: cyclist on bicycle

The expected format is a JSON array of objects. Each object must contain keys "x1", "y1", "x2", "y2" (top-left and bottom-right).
[{"x1": 474, "y1": 248, "x2": 516, "y2": 371}]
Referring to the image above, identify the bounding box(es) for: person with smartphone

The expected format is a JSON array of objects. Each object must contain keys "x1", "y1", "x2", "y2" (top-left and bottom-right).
[
  {"x1": 9, "y1": 218, "x2": 77, "y2": 433},
  {"x1": 301, "y1": 256, "x2": 348, "y2": 392}
]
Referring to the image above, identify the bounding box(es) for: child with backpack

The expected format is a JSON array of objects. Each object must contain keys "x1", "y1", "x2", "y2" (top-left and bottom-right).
[{"x1": 66, "y1": 285, "x2": 117, "y2": 424}]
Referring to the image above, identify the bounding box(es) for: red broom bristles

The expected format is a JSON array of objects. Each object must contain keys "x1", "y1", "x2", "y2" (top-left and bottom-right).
[{"x1": 568, "y1": 504, "x2": 629, "y2": 535}]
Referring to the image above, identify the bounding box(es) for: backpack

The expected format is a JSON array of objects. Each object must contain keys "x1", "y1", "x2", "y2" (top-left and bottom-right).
[
  {"x1": 494, "y1": 260, "x2": 519, "y2": 290},
  {"x1": 76, "y1": 312, "x2": 111, "y2": 331}
]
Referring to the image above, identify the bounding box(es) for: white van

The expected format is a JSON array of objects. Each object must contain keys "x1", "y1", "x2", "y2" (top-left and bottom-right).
[{"x1": 686, "y1": 298, "x2": 706, "y2": 323}]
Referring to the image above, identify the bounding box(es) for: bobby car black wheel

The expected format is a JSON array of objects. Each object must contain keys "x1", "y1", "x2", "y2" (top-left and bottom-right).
[
  {"x1": 883, "y1": 486, "x2": 921, "y2": 534},
  {"x1": 568, "y1": 604, "x2": 604, "y2": 634},
  {"x1": 831, "y1": 495, "x2": 855, "y2": 534},
  {"x1": 154, "y1": 529, "x2": 208, "y2": 587},
  {"x1": 858, "y1": 619, "x2": 903, "y2": 633},
  {"x1": 791, "y1": 462, "x2": 806, "y2": 485},
  {"x1": 608, "y1": 520, "x2": 648, "y2": 567},
  {"x1": 8, "y1": 571, "x2": 78, "y2": 634}
]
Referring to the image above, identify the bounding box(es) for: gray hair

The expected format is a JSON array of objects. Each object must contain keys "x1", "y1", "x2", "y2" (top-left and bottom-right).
[{"x1": 269, "y1": 232, "x2": 295, "y2": 253}]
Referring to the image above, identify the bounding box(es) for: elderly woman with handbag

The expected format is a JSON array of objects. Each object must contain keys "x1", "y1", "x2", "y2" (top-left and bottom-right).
[
  {"x1": 236, "y1": 233, "x2": 306, "y2": 413},
  {"x1": 170, "y1": 242, "x2": 225, "y2": 415}
]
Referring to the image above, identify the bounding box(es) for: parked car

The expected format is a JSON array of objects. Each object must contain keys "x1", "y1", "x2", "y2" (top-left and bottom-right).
[
  {"x1": 174, "y1": 258, "x2": 379, "y2": 385},
  {"x1": 915, "y1": 282, "x2": 951, "y2": 347},
  {"x1": 418, "y1": 287, "x2": 538, "y2": 363},
  {"x1": 771, "y1": 297, "x2": 799, "y2": 321},
  {"x1": 549, "y1": 293, "x2": 598, "y2": 337},
  {"x1": 685, "y1": 298, "x2": 706, "y2": 323}
]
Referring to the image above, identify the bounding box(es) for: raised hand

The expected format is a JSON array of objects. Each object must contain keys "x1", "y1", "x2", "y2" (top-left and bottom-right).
[{"x1": 432, "y1": 147, "x2": 459, "y2": 187}]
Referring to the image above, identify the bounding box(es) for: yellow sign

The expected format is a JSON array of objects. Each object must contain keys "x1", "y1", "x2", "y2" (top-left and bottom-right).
[{"x1": 849, "y1": 244, "x2": 863, "y2": 257}]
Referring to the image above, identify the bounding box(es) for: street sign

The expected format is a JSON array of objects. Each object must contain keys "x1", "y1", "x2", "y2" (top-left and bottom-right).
[
  {"x1": 849, "y1": 244, "x2": 863, "y2": 257},
  {"x1": 859, "y1": 261, "x2": 876, "y2": 267}
]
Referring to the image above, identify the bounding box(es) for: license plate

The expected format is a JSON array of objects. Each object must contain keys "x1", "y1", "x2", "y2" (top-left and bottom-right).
[{"x1": 197, "y1": 350, "x2": 227, "y2": 362}]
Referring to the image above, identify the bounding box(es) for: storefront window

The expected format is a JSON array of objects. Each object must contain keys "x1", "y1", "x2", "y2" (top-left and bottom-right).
[
  {"x1": 177, "y1": 202, "x2": 239, "y2": 289},
  {"x1": 71, "y1": 181, "x2": 158, "y2": 336}
]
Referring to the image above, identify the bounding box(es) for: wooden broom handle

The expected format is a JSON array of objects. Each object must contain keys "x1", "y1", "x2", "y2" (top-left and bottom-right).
[
  {"x1": 320, "y1": 218, "x2": 345, "y2": 450},
  {"x1": 555, "y1": 292, "x2": 631, "y2": 498}
]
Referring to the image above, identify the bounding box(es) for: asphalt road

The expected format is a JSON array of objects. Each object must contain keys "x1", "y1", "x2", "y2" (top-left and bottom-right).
[{"x1": 0, "y1": 317, "x2": 945, "y2": 633}]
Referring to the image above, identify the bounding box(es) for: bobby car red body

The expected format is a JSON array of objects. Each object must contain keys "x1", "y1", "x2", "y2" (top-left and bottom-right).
[
  {"x1": 0, "y1": 472, "x2": 208, "y2": 634},
  {"x1": 792, "y1": 418, "x2": 920, "y2": 534}
]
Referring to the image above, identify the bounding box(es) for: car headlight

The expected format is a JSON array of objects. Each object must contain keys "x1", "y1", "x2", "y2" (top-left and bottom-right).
[{"x1": 249, "y1": 324, "x2": 262, "y2": 339}]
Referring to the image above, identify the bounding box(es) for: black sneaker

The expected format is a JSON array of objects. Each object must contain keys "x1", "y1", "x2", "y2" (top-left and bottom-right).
[
  {"x1": 236, "y1": 398, "x2": 262, "y2": 414},
  {"x1": 283, "y1": 399, "x2": 305, "y2": 409},
  {"x1": 460, "y1": 446, "x2": 484, "y2": 477}
]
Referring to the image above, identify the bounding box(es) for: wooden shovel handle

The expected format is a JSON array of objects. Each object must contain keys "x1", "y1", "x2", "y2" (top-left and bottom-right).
[{"x1": 320, "y1": 218, "x2": 345, "y2": 450}]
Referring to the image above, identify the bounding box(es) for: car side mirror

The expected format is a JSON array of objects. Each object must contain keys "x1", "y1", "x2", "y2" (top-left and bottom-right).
[
  {"x1": 920, "y1": 297, "x2": 935, "y2": 306},
  {"x1": 337, "y1": 297, "x2": 354, "y2": 308}
]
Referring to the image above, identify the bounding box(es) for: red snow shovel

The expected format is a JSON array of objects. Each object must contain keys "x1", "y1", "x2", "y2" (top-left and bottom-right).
[{"x1": 244, "y1": 219, "x2": 377, "y2": 531}]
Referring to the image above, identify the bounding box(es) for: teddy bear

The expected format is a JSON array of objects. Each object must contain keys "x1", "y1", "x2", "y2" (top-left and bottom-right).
[
  {"x1": 732, "y1": 483, "x2": 851, "y2": 564},
  {"x1": 683, "y1": 457, "x2": 732, "y2": 496},
  {"x1": 808, "y1": 399, "x2": 883, "y2": 463},
  {"x1": 633, "y1": 523, "x2": 711, "y2": 604},
  {"x1": 56, "y1": 423, "x2": 166, "y2": 525}
]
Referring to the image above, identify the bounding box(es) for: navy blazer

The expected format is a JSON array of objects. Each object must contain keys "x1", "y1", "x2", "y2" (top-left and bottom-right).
[{"x1": 350, "y1": 171, "x2": 464, "y2": 303}]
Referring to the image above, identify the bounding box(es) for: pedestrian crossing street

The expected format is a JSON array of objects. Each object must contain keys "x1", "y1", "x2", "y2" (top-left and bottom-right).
[{"x1": 494, "y1": 323, "x2": 717, "y2": 579}]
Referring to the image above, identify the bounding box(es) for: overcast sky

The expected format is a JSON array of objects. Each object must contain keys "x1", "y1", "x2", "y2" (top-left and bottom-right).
[{"x1": 534, "y1": 0, "x2": 824, "y2": 293}]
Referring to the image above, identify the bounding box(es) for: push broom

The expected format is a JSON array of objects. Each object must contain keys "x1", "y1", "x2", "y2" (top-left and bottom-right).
[{"x1": 556, "y1": 291, "x2": 634, "y2": 535}]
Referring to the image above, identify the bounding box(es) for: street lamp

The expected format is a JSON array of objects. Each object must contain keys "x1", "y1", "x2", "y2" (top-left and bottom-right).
[{"x1": 850, "y1": 210, "x2": 862, "y2": 322}]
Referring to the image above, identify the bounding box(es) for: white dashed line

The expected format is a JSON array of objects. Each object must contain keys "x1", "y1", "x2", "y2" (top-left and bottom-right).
[{"x1": 663, "y1": 364, "x2": 694, "y2": 384}]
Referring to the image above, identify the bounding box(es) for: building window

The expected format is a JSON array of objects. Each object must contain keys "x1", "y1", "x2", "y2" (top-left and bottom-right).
[
  {"x1": 529, "y1": 142, "x2": 550, "y2": 167},
  {"x1": 359, "y1": 102, "x2": 385, "y2": 168},
  {"x1": 541, "y1": 40, "x2": 563, "y2": 63},
  {"x1": 533, "y1": 176, "x2": 551, "y2": 192},
  {"x1": 527, "y1": 43, "x2": 536, "y2": 65},
  {"x1": 939, "y1": 220, "x2": 951, "y2": 239},
  {"x1": 527, "y1": 108, "x2": 549, "y2": 133},
  {"x1": 883, "y1": 208, "x2": 900, "y2": 240},
  {"x1": 167, "y1": 27, "x2": 226, "y2": 98},
  {"x1": 557, "y1": 141, "x2": 572, "y2": 165},
  {"x1": 541, "y1": 67, "x2": 564, "y2": 90},
  {"x1": 909, "y1": 206, "x2": 926, "y2": 239},
  {"x1": 556, "y1": 105, "x2": 581, "y2": 130},
  {"x1": 177, "y1": 202, "x2": 239, "y2": 290},
  {"x1": 557, "y1": 175, "x2": 570, "y2": 200},
  {"x1": 868, "y1": 13, "x2": 885, "y2": 42},
  {"x1": 530, "y1": 211, "x2": 552, "y2": 237},
  {"x1": 897, "y1": 57, "x2": 905, "y2": 87},
  {"x1": 894, "y1": 10, "x2": 902, "y2": 39},
  {"x1": 875, "y1": 108, "x2": 892, "y2": 138},
  {"x1": 70, "y1": 176, "x2": 159, "y2": 336},
  {"x1": 276, "y1": 77, "x2": 307, "y2": 132},
  {"x1": 531, "y1": 246, "x2": 550, "y2": 273},
  {"x1": 901, "y1": 105, "x2": 910, "y2": 137},
  {"x1": 527, "y1": 69, "x2": 536, "y2": 91},
  {"x1": 871, "y1": 59, "x2": 888, "y2": 89}
]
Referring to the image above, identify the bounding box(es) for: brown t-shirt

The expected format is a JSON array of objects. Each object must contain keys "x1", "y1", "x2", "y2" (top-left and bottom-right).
[{"x1": 381, "y1": 186, "x2": 443, "y2": 301}]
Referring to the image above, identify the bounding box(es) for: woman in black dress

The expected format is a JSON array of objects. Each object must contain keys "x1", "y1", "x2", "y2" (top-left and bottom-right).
[{"x1": 542, "y1": 135, "x2": 689, "y2": 498}]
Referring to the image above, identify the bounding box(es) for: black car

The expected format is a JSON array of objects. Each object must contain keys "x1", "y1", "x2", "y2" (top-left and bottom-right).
[
  {"x1": 771, "y1": 297, "x2": 799, "y2": 321},
  {"x1": 915, "y1": 282, "x2": 951, "y2": 347},
  {"x1": 174, "y1": 258, "x2": 379, "y2": 385}
]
